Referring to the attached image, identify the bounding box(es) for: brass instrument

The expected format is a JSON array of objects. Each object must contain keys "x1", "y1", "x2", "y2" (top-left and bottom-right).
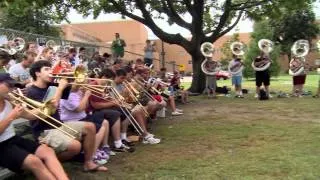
[
  {"x1": 228, "y1": 42, "x2": 245, "y2": 75},
  {"x1": 252, "y1": 39, "x2": 273, "y2": 71},
  {"x1": 122, "y1": 81, "x2": 149, "y2": 117},
  {"x1": 289, "y1": 40, "x2": 309, "y2": 76},
  {"x1": 9, "y1": 90, "x2": 79, "y2": 139},
  {"x1": 0, "y1": 37, "x2": 25, "y2": 55},
  {"x1": 200, "y1": 42, "x2": 221, "y2": 75}
]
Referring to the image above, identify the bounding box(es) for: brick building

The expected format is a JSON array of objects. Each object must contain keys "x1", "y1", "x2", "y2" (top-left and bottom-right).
[{"x1": 60, "y1": 20, "x2": 320, "y2": 73}]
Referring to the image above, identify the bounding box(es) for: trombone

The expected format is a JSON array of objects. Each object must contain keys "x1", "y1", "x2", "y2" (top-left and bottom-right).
[
  {"x1": 123, "y1": 81, "x2": 150, "y2": 117},
  {"x1": 9, "y1": 90, "x2": 79, "y2": 139}
]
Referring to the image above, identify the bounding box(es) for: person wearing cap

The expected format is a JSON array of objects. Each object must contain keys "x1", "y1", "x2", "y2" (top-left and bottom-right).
[
  {"x1": 0, "y1": 73, "x2": 69, "y2": 180},
  {"x1": 8, "y1": 51, "x2": 36, "y2": 86},
  {"x1": 111, "y1": 33, "x2": 126, "y2": 58}
]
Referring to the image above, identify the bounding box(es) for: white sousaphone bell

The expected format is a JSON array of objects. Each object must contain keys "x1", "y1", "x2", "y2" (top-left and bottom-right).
[
  {"x1": 251, "y1": 39, "x2": 273, "y2": 71},
  {"x1": 0, "y1": 37, "x2": 25, "y2": 55},
  {"x1": 200, "y1": 42, "x2": 221, "y2": 75},
  {"x1": 228, "y1": 41, "x2": 245, "y2": 75},
  {"x1": 289, "y1": 39, "x2": 310, "y2": 76}
]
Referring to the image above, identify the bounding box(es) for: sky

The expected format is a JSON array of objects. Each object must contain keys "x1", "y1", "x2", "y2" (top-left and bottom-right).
[{"x1": 64, "y1": 2, "x2": 320, "y2": 40}]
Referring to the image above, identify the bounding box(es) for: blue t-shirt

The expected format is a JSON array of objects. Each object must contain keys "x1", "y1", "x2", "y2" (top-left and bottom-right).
[{"x1": 26, "y1": 84, "x2": 71, "y2": 138}]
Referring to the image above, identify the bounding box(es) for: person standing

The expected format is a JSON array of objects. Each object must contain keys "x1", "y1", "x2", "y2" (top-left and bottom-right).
[
  {"x1": 111, "y1": 33, "x2": 126, "y2": 58},
  {"x1": 229, "y1": 55, "x2": 244, "y2": 98},
  {"x1": 144, "y1": 40, "x2": 156, "y2": 67}
]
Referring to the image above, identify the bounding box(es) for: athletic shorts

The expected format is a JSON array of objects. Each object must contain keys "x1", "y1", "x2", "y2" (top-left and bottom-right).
[
  {"x1": 293, "y1": 75, "x2": 306, "y2": 85},
  {"x1": 91, "y1": 109, "x2": 121, "y2": 128},
  {"x1": 232, "y1": 76, "x2": 242, "y2": 86},
  {"x1": 80, "y1": 111, "x2": 106, "y2": 132},
  {"x1": 0, "y1": 136, "x2": 40, "y2": 173},
  {"x1": 38, "y1": 122, "x2": 85, "y2": 153},
  {"x1": 144, "y1": 58, "x2": 153, "y2": 67},
  {"x1": 255, "y1": 70, "x2": 270, "y2": 87}
]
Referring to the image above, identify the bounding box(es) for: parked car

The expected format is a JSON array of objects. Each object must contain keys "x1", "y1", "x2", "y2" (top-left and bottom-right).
[{"x1": 215, "y1": 70, "x2": 231, "y2": 80}]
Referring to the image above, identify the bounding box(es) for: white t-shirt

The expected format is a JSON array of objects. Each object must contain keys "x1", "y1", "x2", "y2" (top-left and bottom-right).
[
  {"x1": 0, "y1": 100, "x2": 15, "y2": 142},
  {"x1": 8, "y1": 63, "x2": 31, "y2": 82},
  {"x1": 230, "y1": 59, "x2": 243, "y2": 77}
]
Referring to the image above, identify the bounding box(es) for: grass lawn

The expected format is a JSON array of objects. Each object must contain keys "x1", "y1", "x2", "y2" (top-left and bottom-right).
[
  {"x1": 182, "y1": 74, "x2": 319, "y2": 94},
  {"x1": 9, "y1": 75, "x2": 320, "y2": 180}
]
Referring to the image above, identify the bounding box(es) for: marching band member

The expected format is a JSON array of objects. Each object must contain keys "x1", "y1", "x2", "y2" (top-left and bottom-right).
[
  {"x1": 59, "y1": 84, "x2": 110, "y2": 164},
  {"x1": 229, "y1": 55, "x2": 244, "y2": 98},
  {"x1": 113, "y1": 69, "x2": 161, "y2": 144},
  {"x1": 0, "y1": 51, "x2": 11, "y2": 73},
  {"x1": 291, "y1": 57, "x2": 308, "y2": 97},
  {"x1": 254, "y1": 51, "x2": 271, "y2": 98},
  {"x1": 52, "y1": 53, "x2": 72, "y2": 74},
  {"x1": 88, "y1": 68, "x2": 136, "y2": 151},
  {"x1": 170, "y1": 71, "x2": 188, "y2": 104},
  {"x1": 26, "y1": 60, "x2": 108, "y2": 172},
  {"x1": 135, "y1": 68, "x2": 183, "y2": 116},
  {"x1": 38, "y1": 47, "x2": 55, "y2": 63},
  {"x1": 8, "y1": 51, "x2": 36, "y2": 87},
  {"x1": 0, "y1": 72, "x2": 69, "y2": 180}
]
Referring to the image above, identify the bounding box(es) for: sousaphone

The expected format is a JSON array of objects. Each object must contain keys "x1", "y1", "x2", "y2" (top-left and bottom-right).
[
  {"x1": 200, "y1": 42, "x2": 221, "y2": 75},
  {"x1": 0, "y1": 37, "x2": 25, "y2": 55},
  {"x1": 228, "y1": 42, "x2": 245, "y2": 75},
  {"x1": 252, "y1": 39, "x2": 273, "y2": 71},
  {"x1": 289, "y1": 40, "x2": 309, "y2": 76}
]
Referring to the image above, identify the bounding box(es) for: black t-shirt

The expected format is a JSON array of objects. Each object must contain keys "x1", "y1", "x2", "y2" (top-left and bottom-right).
[{"x1": 26, "y1": 83, "x2": 71, "y2": 138}]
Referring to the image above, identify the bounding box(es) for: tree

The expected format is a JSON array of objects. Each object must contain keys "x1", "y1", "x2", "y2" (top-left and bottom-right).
[
  {"x1": 20, "y1": 0, "x2": 315, "y2": 93},
  {"x1": 243, "y1": 20, "x2": 281, "y2": 78},
  {"x1": 270, "y1": 7, "x2": 320, "y2": 64},
  {"x1": 0, "y1": 1, "x2": 61, "y2": 36}
]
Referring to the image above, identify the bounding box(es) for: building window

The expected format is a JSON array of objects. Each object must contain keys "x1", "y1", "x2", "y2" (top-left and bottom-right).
[{"x1": 188, "y1": 60, "x2": 192, "y2": 64}]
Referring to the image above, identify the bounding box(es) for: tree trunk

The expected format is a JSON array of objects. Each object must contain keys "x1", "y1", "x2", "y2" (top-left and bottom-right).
[{"x1": 188, "y1": 53, "x2": 206, "y2": 93}]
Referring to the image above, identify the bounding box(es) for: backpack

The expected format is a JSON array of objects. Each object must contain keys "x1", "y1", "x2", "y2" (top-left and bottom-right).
[{"x1": 259, "y1": 89, "x2": 269, "y2": 100}]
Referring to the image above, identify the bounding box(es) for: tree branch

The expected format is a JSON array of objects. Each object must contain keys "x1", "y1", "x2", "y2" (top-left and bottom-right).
[
  {"x1": 231, "y1": 0, "x2": 272, "y2": 10},
  {"x1": 160, "y1": 0, "x2": 192, "y2": 30},
  {"x1": 182, "y1": 0, "x2": 193, "y2": 15},
  {"x1": 209, "y1": 0, "x2": 232, "y2": 40},
  {"x1": 205, "y1": 11, "x2": 244, "y2": 42}
]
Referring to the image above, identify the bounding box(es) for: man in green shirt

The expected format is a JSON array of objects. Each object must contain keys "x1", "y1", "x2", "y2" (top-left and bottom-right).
[{"x1": 111, "y1": 33, "x2": 126, "y2": 58}]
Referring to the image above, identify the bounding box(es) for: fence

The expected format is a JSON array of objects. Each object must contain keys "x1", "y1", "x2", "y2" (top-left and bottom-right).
[{"x1": 0, "y1": 28, "x2": 179, "y2": 72}]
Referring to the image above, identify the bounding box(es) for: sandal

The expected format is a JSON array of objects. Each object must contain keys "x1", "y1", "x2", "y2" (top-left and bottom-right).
[{"x1": 83, "y1": 164, "x2": 108, "y2": 172}]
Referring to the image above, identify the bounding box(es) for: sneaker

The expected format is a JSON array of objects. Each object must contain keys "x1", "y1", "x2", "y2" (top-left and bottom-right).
[
  {"x1": 172, "y1": 111, "x2": 183, "y2": 116},
  {"x1": 93, "y1": 154, "x2": 108, "y2": 165},
  {"x1": 122, "y1": 139, "x2": 135, "y2": 147},
  {"x1": 176, "y1": 108, "x2": 183, "y2": 113},
  {"x1": 142, "y1": 134, "x2": 161, "y2": 144},
  {"x1": 268, "y1": 94, "x2": 273, "y2": 98},
  {"x1": 101, "y1": 146, "x2": 116, "y2": 156},
  {"x1": 95, "y1": 149, "x2": 109, "y2": 160},
  {"x1": 113, "y1": 144, "x2": 135, "y2": 153},
  {"x1": 254, "y1": 94, "x2": 259, "y2": 98}
]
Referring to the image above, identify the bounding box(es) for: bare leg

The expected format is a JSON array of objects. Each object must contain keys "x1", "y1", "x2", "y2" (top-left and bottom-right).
[
  {"x1": 35, "y1": 144, "x2": 69, "y2": 180},
  {"x1": 111, "y1": 119, "x2": 121, "y2": 141},
  {"x1": 265, "y1": 86, "x2": 269, "y2": 96},
  {"x1": 58, "y1": 140, "x2": 81, "y2": 161},
  {"x1": 168, "y1": 96, "x2": 176, "y2": 111},
  {"x1": 82, "y1": 122, "x2": 107, "y2": 171},
  {"x1": 132, "y1": 108, "x2": 148, "y2": 136},
  {"x1": 95, "y1": 120, "x2": 109, "y2": 150},
  {"x1": 100, "y1": 120, "x2": 109, "y2": 147},
  {"x1": 22, "y1": 154, "x2": 56, "y2": 180}
]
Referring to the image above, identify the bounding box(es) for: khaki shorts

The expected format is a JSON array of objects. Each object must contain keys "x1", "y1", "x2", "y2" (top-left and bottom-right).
[{"x1": 39, "y1": 122, "x2": 85, "y2": 153}]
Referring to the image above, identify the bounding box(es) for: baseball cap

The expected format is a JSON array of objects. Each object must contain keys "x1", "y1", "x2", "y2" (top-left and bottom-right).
[{"x1": 0, "y1": 73, "x2": 21, "y2": 88}]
